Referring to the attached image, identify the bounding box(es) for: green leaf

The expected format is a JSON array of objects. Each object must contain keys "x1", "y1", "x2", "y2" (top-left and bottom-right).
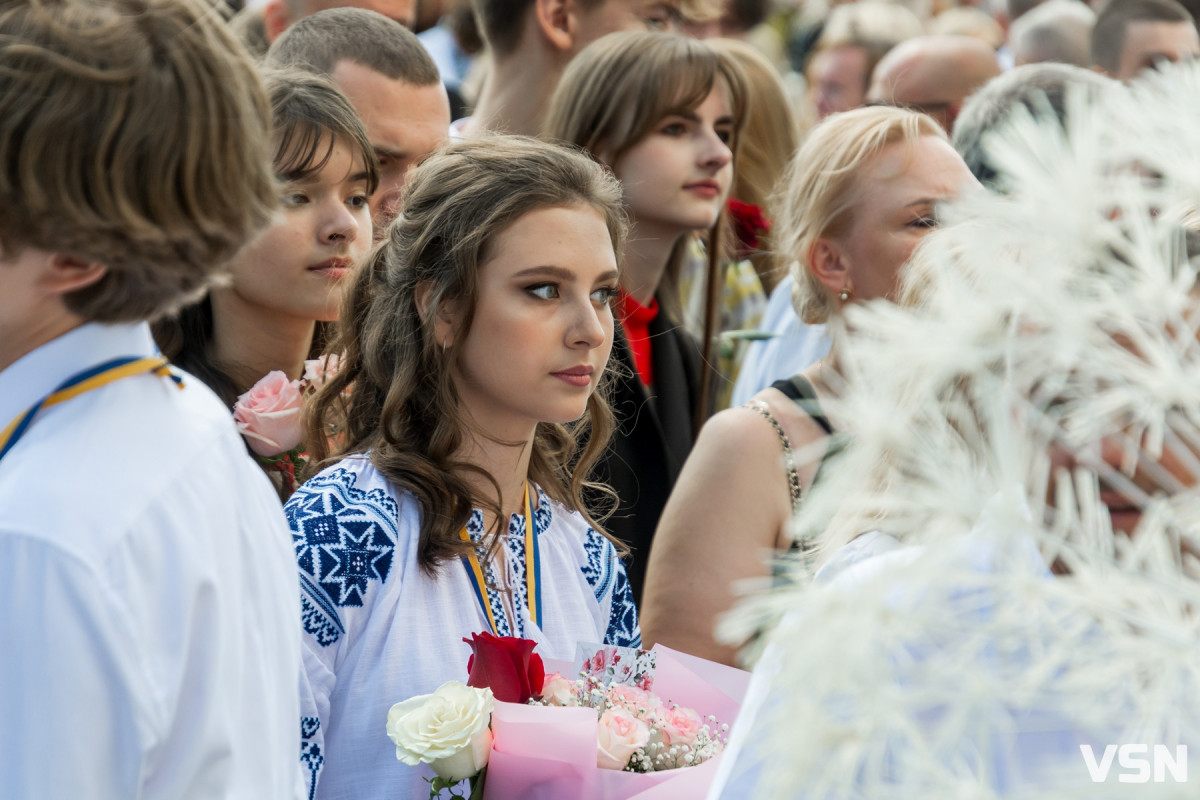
[
  {"x1": 467, "y1": 767, "x2": 487, "y2": 800},
  {"x1": 720, "y1": 329, "x2": 777, "y2": 342}
]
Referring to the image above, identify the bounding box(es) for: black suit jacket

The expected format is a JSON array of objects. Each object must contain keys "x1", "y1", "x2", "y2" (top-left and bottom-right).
[{"x1": 595, "y1": 308, "x2": 704, "y2": 604}]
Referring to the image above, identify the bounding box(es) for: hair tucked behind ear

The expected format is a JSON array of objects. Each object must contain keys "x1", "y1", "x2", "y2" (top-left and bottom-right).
[{"x1": 305, "y1": 135, "x2": 629, "y2": 574}]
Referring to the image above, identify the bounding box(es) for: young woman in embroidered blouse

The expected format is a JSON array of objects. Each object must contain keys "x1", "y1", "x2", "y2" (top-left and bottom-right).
[
  {"x1": 285, "y1": 136, "x2": 641, "y2": 800},
  {"x1": 542, "y1": 31, "x2": 746, "y2": 603},
  {"x1": 641, "y1": 106, "x2": 980, "y2": 666},
  {"x1": 152, "y1": 68, "x2": 376, "y2": 496}
]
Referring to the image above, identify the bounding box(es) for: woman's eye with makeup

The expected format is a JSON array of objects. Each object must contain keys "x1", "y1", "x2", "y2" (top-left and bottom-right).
[
  {"x1": 527, "y1": 283, "x2": 559, "y2": 300},
  {"x1": 660, "y1": 121, "x2": 687, "y2": 137},
  {"x1": 590, "y1": 285, "x2": 620, "y2": 304},
  {"x1": 715, "y1": 126, "x2": 733, "y2": 145},
  {"x1": 283, "y1": 190, "x2": 309, "y2": 207}
]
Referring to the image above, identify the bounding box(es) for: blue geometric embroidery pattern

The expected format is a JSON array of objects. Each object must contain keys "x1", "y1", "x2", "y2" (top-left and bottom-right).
[
  {"x1": 300, "y1": 716, "x2": 323, "y2": 800},
  {"x1": 605, "y1": 564, "x2": 642, "y2": 648},
  {"x1": 466, "y1": 486, "x2": 550, "y2": 637},
  {"x1": 504, "y1": 513, "x2": 528, "y2": 639},
  {"x1": 466, "y1": 509, "x2": 513, "y2": 637},
  {"x1": 581, "y1": 527, "x2": 614, "y2": 601},
  {"x1": 285, "y1": 467, "x2": 398, "y2": 646}
]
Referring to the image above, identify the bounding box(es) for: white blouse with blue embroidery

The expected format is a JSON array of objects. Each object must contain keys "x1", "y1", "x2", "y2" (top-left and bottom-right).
[{"x1": 286, "y1": 455, "x2": 641, "y2": 800}]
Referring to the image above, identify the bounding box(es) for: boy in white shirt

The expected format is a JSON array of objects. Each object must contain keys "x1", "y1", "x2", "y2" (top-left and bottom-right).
[{"x1": 0, "y1": 1, "x2": 303, "y2": 797}]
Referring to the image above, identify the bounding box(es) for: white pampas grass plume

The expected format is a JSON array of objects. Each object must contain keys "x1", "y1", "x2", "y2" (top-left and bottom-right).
[{"x1": 713, "y1": 61, "x2": 1200, "y2": 798}]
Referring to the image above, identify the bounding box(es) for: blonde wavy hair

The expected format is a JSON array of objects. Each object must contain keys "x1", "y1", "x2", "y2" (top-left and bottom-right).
[{"x1": 781, "y1": 106, "x2": 945, "y2": 324}]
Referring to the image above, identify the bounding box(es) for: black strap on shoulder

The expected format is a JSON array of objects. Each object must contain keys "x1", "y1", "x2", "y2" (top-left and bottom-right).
[{"x1": 770, "y1": 376, "x2": 834, "y2": 435}]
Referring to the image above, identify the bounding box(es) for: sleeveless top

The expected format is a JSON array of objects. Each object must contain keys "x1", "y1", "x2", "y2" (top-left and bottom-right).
[{"x1": 743, "y1": 375, "x2": 835, "y2": 514}]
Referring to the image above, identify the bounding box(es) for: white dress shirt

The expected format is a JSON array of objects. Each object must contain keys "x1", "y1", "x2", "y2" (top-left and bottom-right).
[
  {"x1": 730, "y1": 275, "x2": 831, "y2": 408},
  {"x1": 0, "y1": 322, "x2": 303, "y2": 799}
]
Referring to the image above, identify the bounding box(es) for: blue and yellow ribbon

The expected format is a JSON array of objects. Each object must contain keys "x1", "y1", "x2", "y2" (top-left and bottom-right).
[
  {"x1": 460, "y1": 482, "x2": 542, "y2": 636},
  {"x1": 0, "y1": 356, "x2": 181, "y2": 462}
]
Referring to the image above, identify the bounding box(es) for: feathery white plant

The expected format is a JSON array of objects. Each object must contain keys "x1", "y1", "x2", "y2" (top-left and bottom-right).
[{"x1": 715, "y1": 61, "x2": 1200, "y2": 798}]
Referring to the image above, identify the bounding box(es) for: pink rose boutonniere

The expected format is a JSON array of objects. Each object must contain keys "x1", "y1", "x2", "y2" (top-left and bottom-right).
[
  {"x1": 233, "y1": 354, "x2": 341, "y2": 496},
  {"x1": 233, "y1": 371, "x2": 304, "y2": 457}
]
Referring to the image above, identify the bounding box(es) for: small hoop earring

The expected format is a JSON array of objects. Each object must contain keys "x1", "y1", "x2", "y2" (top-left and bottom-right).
[{"x1": 839, "y1": 288, "x2": 852, "y2": 302}]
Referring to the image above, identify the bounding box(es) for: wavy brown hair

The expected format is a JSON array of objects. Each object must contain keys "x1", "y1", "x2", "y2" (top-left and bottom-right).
[{"x1": 306, "y1": 135, "x2": 629, "y2": 574}]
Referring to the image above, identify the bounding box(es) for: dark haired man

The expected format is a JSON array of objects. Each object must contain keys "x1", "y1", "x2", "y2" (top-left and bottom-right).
[
  {"x1": 268, "y1": 8, "x2": 451, "y2": 233},
  {"x1": 465, "y1": 0, "x2": 692, "y2": 136},
  {"x1": 1091, "y1": 0, "x2": 1199, "y2": 81}
]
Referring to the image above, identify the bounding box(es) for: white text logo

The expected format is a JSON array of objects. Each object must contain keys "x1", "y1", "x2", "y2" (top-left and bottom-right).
[{"x1": 1080, "y1": 744, "x2": 1188, "y2": 783}]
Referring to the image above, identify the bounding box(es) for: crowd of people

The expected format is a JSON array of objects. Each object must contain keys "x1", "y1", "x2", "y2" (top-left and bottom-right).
[{"x1": 3, "y1": 0, "x2": 1200, "y2": 796}]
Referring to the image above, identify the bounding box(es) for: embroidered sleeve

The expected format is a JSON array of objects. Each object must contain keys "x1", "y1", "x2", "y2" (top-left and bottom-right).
[
  {"x1": 605, "y1": 558, "x2": 642, "y2": 648},
  {"x1": 285, "y1": 467, "x2": 398, "y2": 647},
  {"x1": 285, "y1": 467, "x2": 399, "y2": 799},
  {"x1": 581, "y1": 528, "x2": 642, "y2": 648}
]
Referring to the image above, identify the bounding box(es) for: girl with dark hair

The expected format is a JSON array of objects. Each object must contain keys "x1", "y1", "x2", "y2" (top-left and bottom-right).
[{"x1": 153, "y1": 67, "x2": 378, "y2": 497}]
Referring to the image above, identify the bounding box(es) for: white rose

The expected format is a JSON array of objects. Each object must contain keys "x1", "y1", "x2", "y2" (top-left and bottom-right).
[
  {"x1": 386, "y1": 681, "x2": 494, "y2": 781},
  {"x1": 540, "y1": 673, "x2": 578, "y2": 706},
  {"x1": 596, "y1": 707, "x2": 650, "y2": 770}
]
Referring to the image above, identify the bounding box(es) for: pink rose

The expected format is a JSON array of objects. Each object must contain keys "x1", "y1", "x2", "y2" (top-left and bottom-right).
[
  {"x1": 540, "y1": 673, "x2": 578, "y2": 706},
  {"x1": 596, "y1": 707, "x2": 649, "y2": 770},
  {"x1": 233, "y1": 371, "x2": 304, "y2": 456},
  {"x1": 302, "y1": 353, "x2": 342, "y2": 391},
  {"x1": 658, "y1": 705, "x2": 704, "y2": 747},
  {"x1": 607, "y1": 684, "x2": 654, "y2": 718}
]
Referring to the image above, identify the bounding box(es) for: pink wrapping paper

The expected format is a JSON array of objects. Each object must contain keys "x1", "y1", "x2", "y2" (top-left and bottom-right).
[{"x1": 481, "y1": 646, "x2": 749, "y2": 800}]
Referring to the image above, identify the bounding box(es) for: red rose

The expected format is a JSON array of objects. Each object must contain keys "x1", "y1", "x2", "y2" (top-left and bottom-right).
[
  {"x1": 727, "y1": 197, "x2": 773, "y2": 258},
  {"x1": 463, "y1": 632, "x2": 545, "y2": 704}
]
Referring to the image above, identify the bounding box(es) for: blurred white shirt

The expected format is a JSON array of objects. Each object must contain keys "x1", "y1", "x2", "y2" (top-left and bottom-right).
[{"x1": 0, "y1": 322, "x2": 302, "y2": 800}]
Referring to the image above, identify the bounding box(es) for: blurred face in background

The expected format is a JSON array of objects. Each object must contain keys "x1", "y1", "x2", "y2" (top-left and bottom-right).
[
  {"x1": 1112, "y1": 20, "x2": 1200, "y2": 82},
  {"x1": 811, "y1": 44, "x2": 870, "y2": 118}
]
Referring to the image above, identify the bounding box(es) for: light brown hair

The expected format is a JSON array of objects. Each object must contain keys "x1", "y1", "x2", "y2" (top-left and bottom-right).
[
  {"x1": 780, "y1": 106, "x2": 945, "y2": 324},
  {"x1": 709, "y1": 37, "x2": 797, "y2": 295},
  {"x1": 266, "y1": 6, "x2": 440, "y2": 85},
  {"x1": 0, "y1": 0, "x2": 276, "y2": 323},
  {"x1": 543, "y1": 31, "x2": 747, "y2": 322},
  {"x1": 307, "y1": 135, "x2": 629, "y2": 573}
]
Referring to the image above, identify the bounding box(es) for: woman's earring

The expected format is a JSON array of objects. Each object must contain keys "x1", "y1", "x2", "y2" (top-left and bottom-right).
[
  {"x1": 839, "y1": 287, "x2": 853, "y2": 302},
  {"x1": 442, "y1": 337, "x2": 448, "y2": 355}
]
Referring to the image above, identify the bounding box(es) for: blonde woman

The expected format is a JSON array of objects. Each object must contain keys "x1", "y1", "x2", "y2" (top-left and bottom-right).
[{"x1": 641, "y1": 106, "x2": 979, "y2": 665}]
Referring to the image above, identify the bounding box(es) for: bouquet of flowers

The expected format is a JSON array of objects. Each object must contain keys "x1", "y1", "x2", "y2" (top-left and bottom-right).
[{"x1": 386, "y1": 633, "x2": 748, "y2": 799}]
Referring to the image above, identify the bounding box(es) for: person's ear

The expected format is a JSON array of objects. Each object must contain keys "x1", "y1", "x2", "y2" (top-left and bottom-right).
[
  {"x1": 533, "y1": 0, "x2": 576, "y2": 52},
  {"x1": 41, "y1": 253, "x2": 107, "y2": 296},
  {"x1": 263, "y1": 0, "x2": 293, "y2": 44},
  {"x1": 809, "y1": 238, "x2": 851, "y2": 297},
  {"x1": 415, "y1": 282, "x2": 460, "y2": 350}
]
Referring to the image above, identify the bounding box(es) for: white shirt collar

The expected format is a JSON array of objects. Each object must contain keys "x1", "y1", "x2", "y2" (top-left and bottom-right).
[{"x1": 0, "y1": 321, "x2": 157, "y2": 427}]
